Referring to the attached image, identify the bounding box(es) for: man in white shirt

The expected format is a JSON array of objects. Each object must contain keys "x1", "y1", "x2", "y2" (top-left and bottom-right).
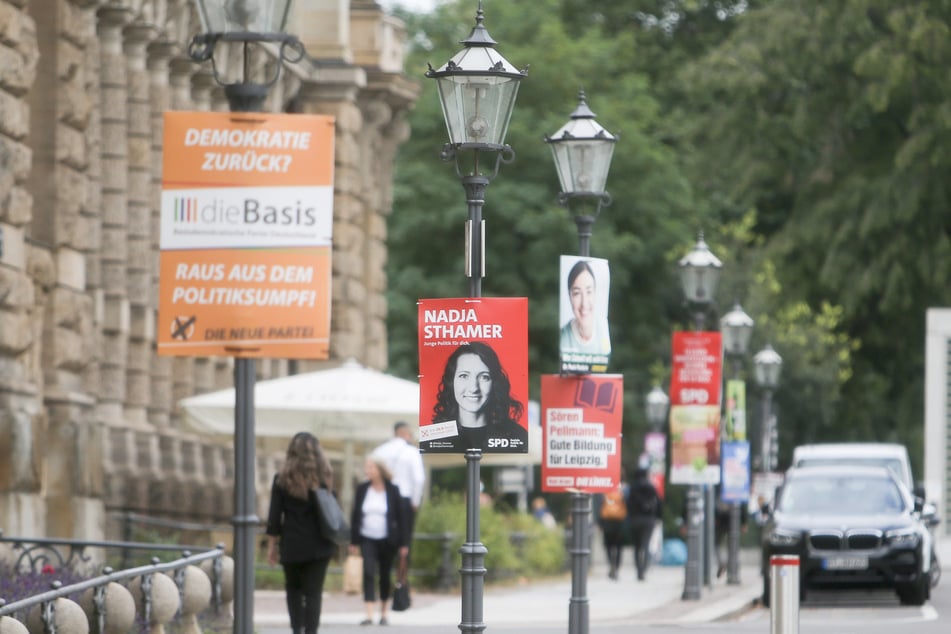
[{"x1": 372, "y1": 421, "x2": 426, "y2": 532}]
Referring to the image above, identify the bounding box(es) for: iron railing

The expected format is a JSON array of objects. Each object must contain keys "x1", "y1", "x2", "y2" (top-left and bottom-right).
[{"x1": 0, "y1": 543, "x2": 226, "y2": 634}]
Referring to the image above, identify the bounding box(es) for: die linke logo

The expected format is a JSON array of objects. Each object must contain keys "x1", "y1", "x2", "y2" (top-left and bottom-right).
[{"x1": 171, "y1": 196, "x2": 318, "y2": 226}]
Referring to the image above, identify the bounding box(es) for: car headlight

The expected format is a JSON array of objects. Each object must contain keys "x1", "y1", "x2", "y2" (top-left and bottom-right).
[
  {"x1": 768, "y1": 529, "x2": 801, "y2": 547},
  {"x1": 885, "y1": 528, "x2": 920, "y2": 547}
]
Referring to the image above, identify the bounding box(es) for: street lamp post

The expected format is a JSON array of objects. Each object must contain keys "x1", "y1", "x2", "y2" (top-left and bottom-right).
[
  {"x1": 187, "y1": 3, "x2": 304, "y2": 634},
  {"x1": 545, "y1": 89, "x2": 617, "y2": 257},
  {"x1": 719, "y1": 301, "x2": 754, "y2": 585},
  {"x1": 545, "y1": 90, "x2": 616, "y2": 634},
  {"x1": 426, "y1": 4, "x2": 526, "y2": 633},
  {"x1": 646, "y1": 385, "x2": 670, "y2": 432},
  {"x1": 644, "y1": 386, "x2": 670, "y2": 534},
  {"x1": 754, "y1": 343, "x2": 783, "y2": 473},
  {"x1": 677, "y1": 233, "x2": 722, "y2": 600}
]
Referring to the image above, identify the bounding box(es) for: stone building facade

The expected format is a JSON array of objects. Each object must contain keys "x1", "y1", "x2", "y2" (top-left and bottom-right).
[{"x1": 0, "y1": 0, "x2": 418, "y2": 540}]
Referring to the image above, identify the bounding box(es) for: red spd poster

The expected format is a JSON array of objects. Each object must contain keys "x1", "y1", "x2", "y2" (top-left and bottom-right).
[
  {"x1": 669, "y1": 331, "x2": 723, "y2": 485},
  {"x1": 540, "y1": 374, "x2": 623, "y2": 493},
  {"x1": 418, "y1": 297, "x2": 528, "y2": 454}
]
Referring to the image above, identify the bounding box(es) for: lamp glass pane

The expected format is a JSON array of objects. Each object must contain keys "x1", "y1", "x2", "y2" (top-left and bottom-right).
[
  {"x1": 754, "y1": 353, "x2": 782, "y2": 388},
  {"x1": 195, "y1": 0, "x2": 292, "y2": 33},
  {"x1": 550, "y1": 139, "x2": 614, "y2": 194},
  {"x1": 722, "y1": 323, "x2": 753, "y2": 355},
  {"x1": 754, "y1": 363, "x2": 770, "y2": 388},
  {"x1": 680, "y1": 265, "x2": 721, "y2": 304},
  {"x1": 435, "y1": 74, "x2": 520, "y2": 146},
  {"x1": 646, "y1": 396, "x2": 668, "y2": 426}
]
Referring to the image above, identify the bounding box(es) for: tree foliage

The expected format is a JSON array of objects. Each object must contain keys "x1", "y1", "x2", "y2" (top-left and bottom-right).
[
  {"x1": 387, "y1": 0, "x2": 700, "y2": 451},
  {"x1": 671, "y1": 0, "x2": 951, "y2": 469},
  {"x1": 385, "y1": 0, "x2": 950, "y2": 473}
]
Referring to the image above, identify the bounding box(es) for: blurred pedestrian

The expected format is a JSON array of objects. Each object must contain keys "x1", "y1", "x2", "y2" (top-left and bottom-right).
[
  {"x1": 265, "y1": 432, "x2": 337, "y2": 634},
  {"x1": 349, "y1": 455, "x2": 410, "y2": 626},
  {"x1": 714, "y1": 496, "x2": 748, "y2": 579},
  {"x1": 596, "y1": 482, "x2": 628, "y2": 580},
  {"x1": 372, "y1": 421, "x2": 426, "y2": 540},
  {"x1": 626, "y1": 467, "x2": 662, "y2": 581},
  {"x1": 532, "y1": 496, "x2": 557, "y2": 529}
]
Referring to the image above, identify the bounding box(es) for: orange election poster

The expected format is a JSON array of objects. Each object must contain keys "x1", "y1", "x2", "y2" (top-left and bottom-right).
[{"x1": 158, "y1": 112, "x2": 335, "y2": 358}]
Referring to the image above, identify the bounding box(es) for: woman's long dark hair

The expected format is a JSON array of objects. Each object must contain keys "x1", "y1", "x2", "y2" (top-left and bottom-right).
[
  {"x1": 567, "y1": 259, "x2": 596, "y2": 290},
  {"x1": 277, "y1": 431, "x2": 333, "y2": 499},
  {"x1": 431, "y1": 342, "x2": 523, "y2": 426}
]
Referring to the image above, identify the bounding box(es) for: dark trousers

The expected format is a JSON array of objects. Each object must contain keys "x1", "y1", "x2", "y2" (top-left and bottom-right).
[
  {"x1": 630, "y1": 519, "x2": 655, "y2": 580},
  {"x1": 600, "y1": 519, "x2": 625, "y2": 574},
  {"x1": 283, "y1": 557, "x2": 330, "y2": 634},
  {"x1": 360, "y1": 537, "x2": 397, "y2": 603}
]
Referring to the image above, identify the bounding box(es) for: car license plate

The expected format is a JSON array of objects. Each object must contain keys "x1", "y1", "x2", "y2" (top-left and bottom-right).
[{"x1": 823, "y1": 556, "x2": 868, "y2": 570}]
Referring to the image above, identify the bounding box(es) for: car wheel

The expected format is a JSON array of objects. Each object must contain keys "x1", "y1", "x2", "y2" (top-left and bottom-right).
[{"x1": 897, "y1": 574, "x2": 929, "y2": 606}]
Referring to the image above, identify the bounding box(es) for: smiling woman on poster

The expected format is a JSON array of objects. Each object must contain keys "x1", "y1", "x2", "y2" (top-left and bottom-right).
[
  {"x1": 560, "y1": 258, "x2": 611, "y2": 356},
  {"x1": 424, "y1": 342, "x2": 527, "y2": 452}
]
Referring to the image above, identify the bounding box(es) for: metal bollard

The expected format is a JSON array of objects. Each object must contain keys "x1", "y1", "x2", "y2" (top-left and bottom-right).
[{"x1": 770, "y1": 555, "x2": 800, "y2": 634}]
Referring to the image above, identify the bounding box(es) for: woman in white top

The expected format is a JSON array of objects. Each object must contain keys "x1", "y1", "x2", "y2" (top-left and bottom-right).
[{"x1": 349, "y1": 456, "x2": 410, "y2": 625}]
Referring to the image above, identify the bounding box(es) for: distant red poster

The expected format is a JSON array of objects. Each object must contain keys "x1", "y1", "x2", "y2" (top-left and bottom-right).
[
  {"x1": 540, "y1": 374, "x2": 623, "y2": 493},
  {"x1": 669, "y1": 331, "x2": 723, "y2": 485},
  {"x1": 418, "y1": 297, "x2": 528, "y2": 454}
]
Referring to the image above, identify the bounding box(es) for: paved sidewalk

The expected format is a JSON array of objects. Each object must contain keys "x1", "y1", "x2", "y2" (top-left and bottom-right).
[{"x1": 254, "y1": 550, "x2": 763, "y2": 629}]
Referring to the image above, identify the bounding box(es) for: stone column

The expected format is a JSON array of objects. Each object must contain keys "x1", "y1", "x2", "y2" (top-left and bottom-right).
[
  {"x1": 146, "y1": 39, "x2": 178, "y2": 429},
  {"x1": 1, "y1": 1, "x2": 45, "y2": 537},
  {"x1": 295, "y1": 71, "x2": 366, "y2": 363},
  {"x1": 355, "y1": 98, "x2": 409, "y2": 370},
  {"x1": 158, "y1": 433, "x2": 187, "y2": 512},
  {"x1": 96, "y1": 3, "x2": 133, "y2": 425},
  {"x1": 293, "y1": 0, "x2": 352, "y2": 62},
  {"x1": 167, "y1": 56, "x2": 196, "y2": 429},
  {"x1": 124, "y1": 21, "x2": 158, "y2": 428},
  {"x1": 190, "y1": 68, "x2": 216, "y2": 112},
  {"x1": 168, "y1": 57, "x2": 195, "y2": 110},
  {"x1": 82, "y1": 10, "x2": 104, "y2": 402}
]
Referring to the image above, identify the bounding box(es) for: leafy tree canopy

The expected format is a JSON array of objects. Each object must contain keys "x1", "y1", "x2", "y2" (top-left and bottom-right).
[{"x1": 384, "y1": 0, "x2": 950, "y2": 472}]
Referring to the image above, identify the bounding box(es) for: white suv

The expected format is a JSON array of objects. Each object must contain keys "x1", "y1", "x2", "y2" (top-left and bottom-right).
[{"x1": 791, "y1": 443, "x2": 914, "y2": 492}]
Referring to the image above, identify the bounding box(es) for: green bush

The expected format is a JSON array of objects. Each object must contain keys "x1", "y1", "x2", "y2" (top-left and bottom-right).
[{"x1": 411, "y1": 491, "x2": 565, "y2": 589}]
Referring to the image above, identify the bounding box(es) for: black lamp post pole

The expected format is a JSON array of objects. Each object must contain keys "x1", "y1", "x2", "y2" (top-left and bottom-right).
[
  {"x1": 682, "y1": 305, "x2": 706, "y2": 600},
  {"x1": 678, "y1": 233, "x2": 722, "y2": 601},
  {"x1": 226, "y1": 52, "x2": 265, "y2": 634},
  {"x1": 461, "y1": 170, "x2": 488, "y2": 634},
  {"x1": 426, "y1": 5, "x2": 527, "y2": 629},
  {"x1": 761, "y1": 388, "x2": 774, "y2": 472},
  {"x1": 233, "y1": 357, "x2": 256, "y2": 634},
  {"x1": 546, "y1": 90, "x2": 616, "y2": 634},
  {"x1": 726, "y1": 357, "x2": 742, "y2": 586},
  {"x1": 720, "y1": 301, "x2": 754, "y2": 586},
  {"x1": 188, "y1": 24, "x2": 304, "y2": 634},
  {"x1": 568, "y1": 210, "x2": 595, "y2": 634},
  {"x1": 754, "y1": 344, "x2": 782, "y2": 475}
]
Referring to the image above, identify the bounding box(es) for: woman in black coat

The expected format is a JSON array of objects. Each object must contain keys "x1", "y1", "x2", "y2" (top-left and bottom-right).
[
  {"x1": 349, "y1": 455, "x2": 410, "y2": 625},
  {"x1": 266, "y1": 432, "x2": 338, "y2": 634}
]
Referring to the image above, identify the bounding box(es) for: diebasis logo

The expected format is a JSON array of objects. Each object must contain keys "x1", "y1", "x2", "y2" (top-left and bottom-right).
[
  {"x1": 160, "y1": 185, "x2": 333, "y2": 250},
  {"x1": 173, "y1": 197, "x2": 199, "y2": 222}
]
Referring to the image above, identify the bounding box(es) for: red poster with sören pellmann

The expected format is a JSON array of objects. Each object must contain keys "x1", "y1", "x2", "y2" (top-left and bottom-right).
[
  {"x1": 540, "y1": 374, "x2": 624, "y2": 493},
  {"x1": 417, "y1": 297, "x2": 528, "y2": 454}
]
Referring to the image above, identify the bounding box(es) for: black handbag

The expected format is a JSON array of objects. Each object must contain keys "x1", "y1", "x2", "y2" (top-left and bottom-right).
[
  {"x1": 391, "y1": 552, "x2": 411, "y2": 611},
  {"x1": 313, "y1": 487, "x2": 351, "y2": 544}
]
